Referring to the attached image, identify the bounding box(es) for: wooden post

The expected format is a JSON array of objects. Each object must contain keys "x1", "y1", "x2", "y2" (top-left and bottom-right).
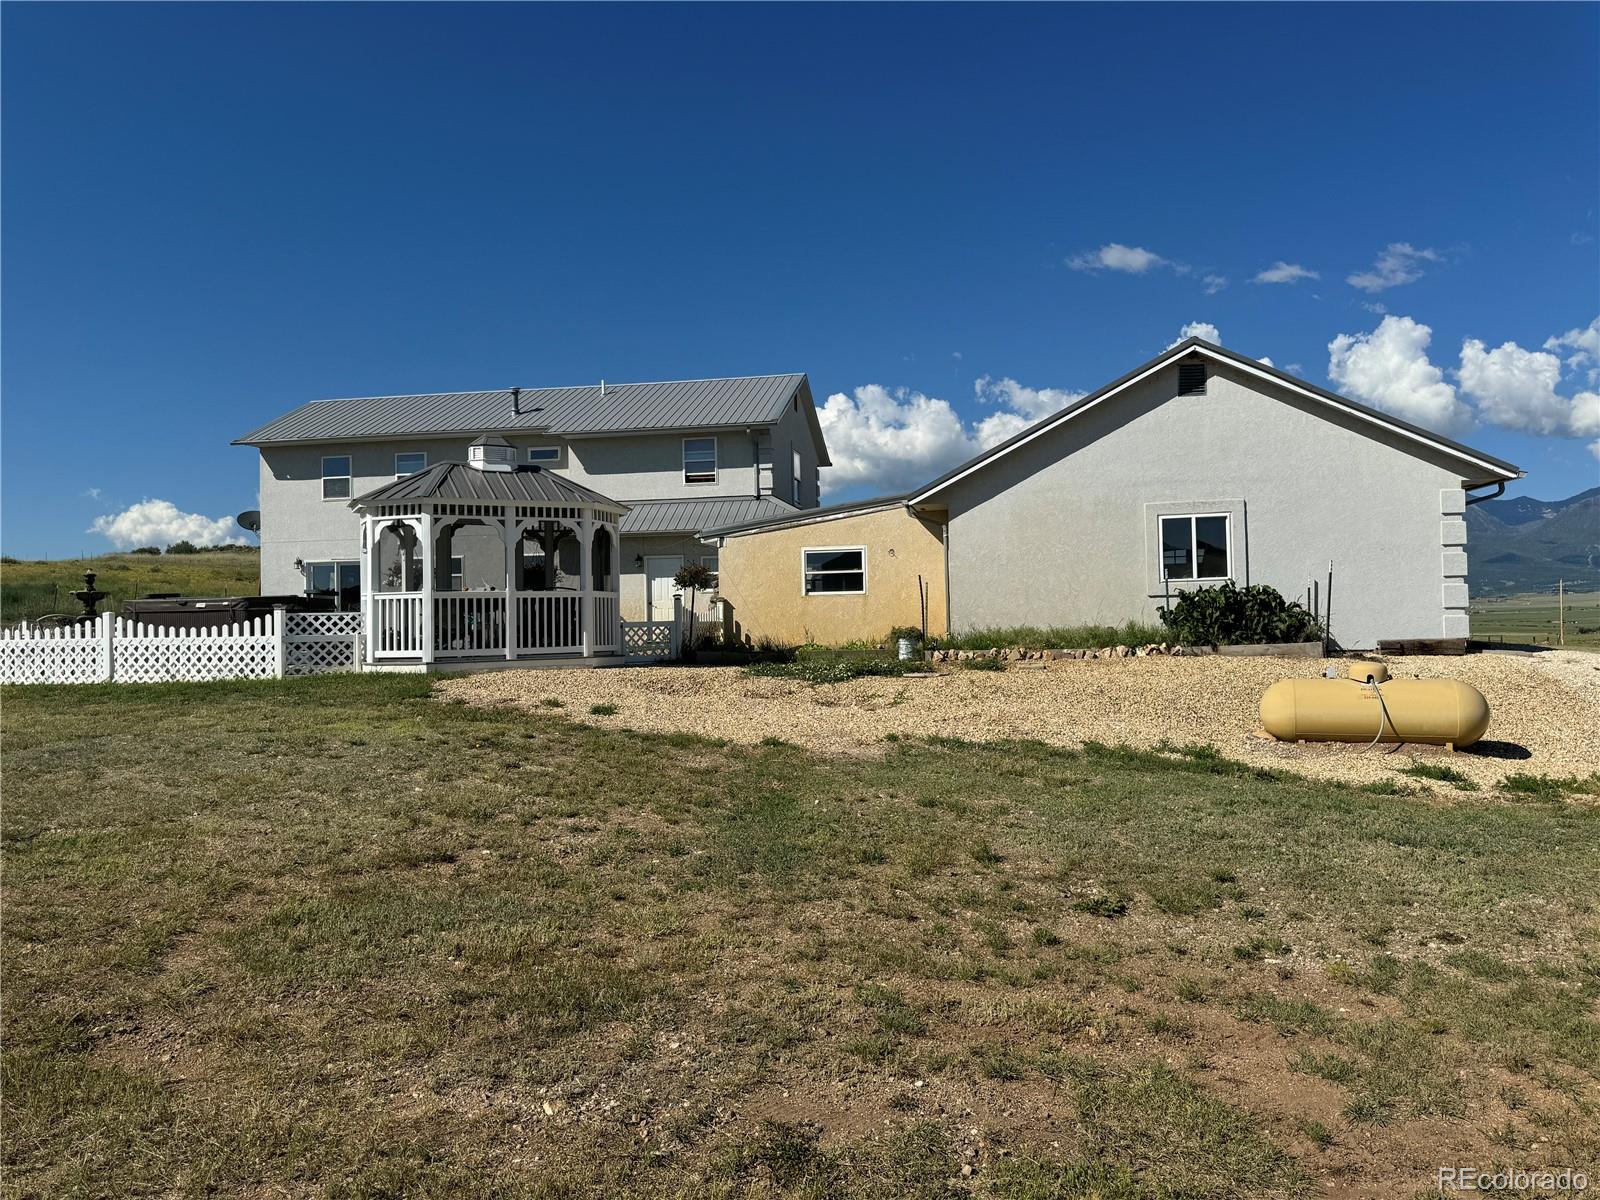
[
  {"x1": 671, "y1": 594, "x2": 683, "y2": 659},
  {"x1": 1558, "y1": 579, "x2": 1565, "y2": 647}
]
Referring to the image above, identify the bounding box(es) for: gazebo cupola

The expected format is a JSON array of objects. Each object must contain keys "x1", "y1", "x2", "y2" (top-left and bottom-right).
[
  {"x1": 349, "y1": 459, "x2": 628, "y2": 669},
  {"x1": 468, "y1": 433, "x2": 518, "y2": 472}
]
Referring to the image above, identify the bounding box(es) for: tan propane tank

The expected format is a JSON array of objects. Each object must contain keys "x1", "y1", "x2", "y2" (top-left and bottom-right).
[{"x1": 1259, "y1": 671, "x2": 1490, "y2": 748}]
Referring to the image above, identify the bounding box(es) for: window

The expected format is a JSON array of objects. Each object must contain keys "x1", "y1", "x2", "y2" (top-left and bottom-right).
[
  {"x1": 394, "y1": 452, "x2": 427, "y2": 477},
  {"x1": 306, "y1": 560, "x2": 361, "y2": 610},
  {"x1": 700, "y1": 554, "x2": 719, "y2": 590},
  {"x1": 1159, "y1": 514, "x2": 1230, "y2": 581},
  {"x1": 527, "y1": 446, "x2": 561, "y2": 465},
  {"x1": 321, "y1": 455, "x2": 351, "y2": 500},
  {"x1": 803, "y1": 547, "x2": 866, "y2": 595},
  {"x1": 792, "y1": 448, "x2": 803, "y2": 505},
  {"x1": 449, "y1": 555, "x2": 464, "y2": 591},
  {"x1": 1177, "y1": 360, "x2": 1208, "y2": 396},
  {"x1": 683, "y1": 436, "x2": 717, "y2": 484}
]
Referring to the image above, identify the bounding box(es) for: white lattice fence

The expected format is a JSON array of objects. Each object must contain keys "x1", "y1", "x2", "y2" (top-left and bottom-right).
[
  {"x1": 284, "y1": 610, "x2": 362, "y2": 675},
  {"x1": 111, "y1": 616, "x2": 280, "y2": 683},
  {"x1": 1, "y1": 608, "x2": 365, "y2": 685},
  {"x1": 621, "y1": 619, "x2": 678, "y2": 661},
  {"x1": 0, "y1": 619, "x2": 110, "y2": 684}
]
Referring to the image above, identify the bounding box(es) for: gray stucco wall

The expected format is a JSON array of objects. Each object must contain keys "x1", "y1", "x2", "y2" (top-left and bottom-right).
[{"x1": 940, "y1": 361, "x2": 1474, "y2": 650}]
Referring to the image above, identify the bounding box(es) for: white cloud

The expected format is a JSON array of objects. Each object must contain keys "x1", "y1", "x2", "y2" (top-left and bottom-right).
[
  {"x1": 1362, "y1": 301, "x2": 1388, "y2": 315},
  {"x1": 1346, "y1": 242, "x2": 1442, "y2": 293},
  {"x1": 1203, "y1": 274, "x2": 1229, "y2": 294},
  {"x1": 90, "y1": 500, "x2": 246, "y2": 550},
  {"x1": 1257, "y1": 356, "x2": 1275, "y2": 367},
  {"x1": 1543, "y1": 317, "x2": 1600, "y2": 384},
  {"x1": 1253, "y1": 261, "x2": 1319, "y2": 285},
  {"x1": 1169, "y1": 321, "x2": 1221, "y2": 348},
  {"x1": 1327, "y1": 315, "x2": 1471, "y2": 433},
  {"x1": 1457, "y1": 339, "x2": 1570, "y2": 436},
  {"x1": 1067, "y1": 243, "x2": 1172, "y2": 274},
  {"x1": 817, "y1": 375, "x2": 1081, "y2": 496}
]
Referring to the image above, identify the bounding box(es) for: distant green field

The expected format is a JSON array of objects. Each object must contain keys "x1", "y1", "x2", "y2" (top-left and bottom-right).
[
  {"x1": 0, "y1": 550, "x2": 260, "y2": 624},
  {"x1": 1470, "y1": 589, "x2": 1600, "y2": 650}
]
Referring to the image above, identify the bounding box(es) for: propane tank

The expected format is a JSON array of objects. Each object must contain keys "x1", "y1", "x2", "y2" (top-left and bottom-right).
[{"x1": 1260, "y1": 674, "x2": 1490, "y2": 748}]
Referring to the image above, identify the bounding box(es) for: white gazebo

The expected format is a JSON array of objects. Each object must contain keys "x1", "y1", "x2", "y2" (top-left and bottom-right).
[{"x1": 351, "y1": 435, "x2": 628, "y2": 669}]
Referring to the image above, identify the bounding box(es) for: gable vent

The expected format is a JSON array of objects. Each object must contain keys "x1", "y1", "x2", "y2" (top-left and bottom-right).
[{"x1": 1177, "y1": 360, "x2": 1208, "y2": 396}]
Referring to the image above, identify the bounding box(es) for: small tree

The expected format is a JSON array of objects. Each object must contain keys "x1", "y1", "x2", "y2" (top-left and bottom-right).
[
  {"x1": 674, "y1": 562, "x2": 716, "y2": 654},
  {"x1": 166, "y1": 540, "x2": 200, "y2": 555}
]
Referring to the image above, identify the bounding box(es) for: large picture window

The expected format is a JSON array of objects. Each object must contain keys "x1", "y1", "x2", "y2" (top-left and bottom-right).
[
  {"x1": 683, "y1": 437, "x2": 717, "y2": 484},
  {"x1": 321, "y1": 455, "x2": 352, "y2": 500},
  {"x1": 1160, "y1": 514, "x2": 1230, "y2": 581},
  {"x1": 802, "y1": 547, "x2": 866, "y2": 595}
]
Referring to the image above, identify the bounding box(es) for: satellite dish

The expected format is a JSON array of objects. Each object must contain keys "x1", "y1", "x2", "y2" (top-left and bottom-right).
[{"x1": 236, "y1": 509, "x2": 261, "y2": 534}]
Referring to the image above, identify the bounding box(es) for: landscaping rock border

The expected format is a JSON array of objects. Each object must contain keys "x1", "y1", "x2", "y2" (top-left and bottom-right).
[{"x1": 927, "y1": 642, "x2": 1215, "y2": 662}]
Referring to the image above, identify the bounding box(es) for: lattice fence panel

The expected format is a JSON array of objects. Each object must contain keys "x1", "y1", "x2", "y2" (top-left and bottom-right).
[
  {"x1": 111, "y1": 619, "x2": 279, "y2": 683},
  {"x1": 283, "y1": 610, "x2": 362, "y2": 675},
  {"x1": 621, "y1": 620, "x2": 675, "y2": 660},
  {"x1": 284, "y1": 611, "x2": 362, "y2": 638},
  {"x1": 0, "y1": 621, "x2": 107, "y2": 684}
]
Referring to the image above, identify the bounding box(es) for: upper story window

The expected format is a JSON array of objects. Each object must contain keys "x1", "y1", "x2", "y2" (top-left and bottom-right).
[
  {"x1": 321, "y1": 455, "x2": 352, "y2": 500},
  {"x1": 527, "y1": 446, "x2": 561, "y2": 465},
  {"x1": 792, "y1": 448, "x2": 803, "y2": 505},
  {"x1": 1160, "y1": 514, "x2": 1230, "y2": 581},
  {"x1": 683, "y1": 437, "x2": 717, "y2": 484},
  {"x1": 394, "y1": 452, "x2": 427, "y2": 477},
  {"x1": 803, "y1": 546, "x2": 866, "y2": 595}
]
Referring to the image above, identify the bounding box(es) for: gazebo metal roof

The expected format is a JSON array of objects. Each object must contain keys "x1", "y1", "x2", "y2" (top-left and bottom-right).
[{"x1": 351, "y1": 462, "x2": 630, "y2": 510}]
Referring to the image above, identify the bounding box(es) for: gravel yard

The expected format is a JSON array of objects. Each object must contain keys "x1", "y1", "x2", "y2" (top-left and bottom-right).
[{"x1": 438, "y1": 650, "x2": 1600, "y2": 791}]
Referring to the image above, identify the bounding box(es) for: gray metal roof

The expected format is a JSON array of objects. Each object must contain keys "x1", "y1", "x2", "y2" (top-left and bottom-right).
[
  {"x1": 351, "y1": 462, "x2": 628, "y2": 510},
  {"x1": 619, "y1": 496, "x2": 799, "y2": 535},
  {"x1": 699, "y1": 493, "x2": 909, "y2": 538},
  {"x1": 235, "y1": 374, "x2": 816, "y2": 447}
]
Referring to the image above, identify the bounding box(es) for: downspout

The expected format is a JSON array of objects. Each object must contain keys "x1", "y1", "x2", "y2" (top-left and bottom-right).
[{"x1": 1464, "y1": 481, "x2": 1506, "y2": 505}]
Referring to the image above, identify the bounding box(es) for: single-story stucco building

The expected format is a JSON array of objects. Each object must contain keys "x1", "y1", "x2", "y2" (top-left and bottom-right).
[{"x1": 700, "y1": 337, "x2": 1523, "y2": 650}]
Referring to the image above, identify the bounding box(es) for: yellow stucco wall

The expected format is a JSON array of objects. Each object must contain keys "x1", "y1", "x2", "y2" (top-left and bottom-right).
[{"x1": 712, "y1": 506, "x2": 947, "y2": 646}]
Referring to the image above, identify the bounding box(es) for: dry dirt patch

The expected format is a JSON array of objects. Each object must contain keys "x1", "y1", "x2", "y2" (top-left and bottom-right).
[{"x1": 437, "y1": 651, "x2": 1600, "y2": 791}]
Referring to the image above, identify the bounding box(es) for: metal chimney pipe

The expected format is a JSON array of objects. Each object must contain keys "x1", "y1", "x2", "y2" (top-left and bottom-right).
[{"x1": 511, "y1": 386, "x2": 521, "y2": 415}]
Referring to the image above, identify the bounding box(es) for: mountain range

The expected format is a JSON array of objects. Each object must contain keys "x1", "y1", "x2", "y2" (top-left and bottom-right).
[{"x1": 1466, "y1": 485, "x2": 1600, "y2": 597}]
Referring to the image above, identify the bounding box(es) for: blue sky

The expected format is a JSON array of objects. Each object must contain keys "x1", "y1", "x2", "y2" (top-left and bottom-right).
[{"x1": 3, "y1": 2, "x2": 1596, "y2": 558}]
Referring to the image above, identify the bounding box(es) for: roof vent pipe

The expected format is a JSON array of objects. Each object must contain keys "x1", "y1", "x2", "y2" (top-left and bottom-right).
[
  {"x1": 600, "y1": 379, "x2": 606, "y2": 398},
  {"x1": 511, "y1": 386, "x2": 521, "y2": 415}
]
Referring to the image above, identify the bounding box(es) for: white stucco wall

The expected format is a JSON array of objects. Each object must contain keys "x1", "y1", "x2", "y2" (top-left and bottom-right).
[{"x1": 939, "y1": 360, "x2": 1474, "y2": 650}]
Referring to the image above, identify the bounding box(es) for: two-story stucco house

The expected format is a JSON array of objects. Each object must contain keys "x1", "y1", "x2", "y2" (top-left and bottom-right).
[{"x1": 234, "y1": 374, "x2": 830, "y2": 624}]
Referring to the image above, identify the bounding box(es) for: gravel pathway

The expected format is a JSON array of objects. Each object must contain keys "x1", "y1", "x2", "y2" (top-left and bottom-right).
[{"x1": 437, "y1": 652, "x2": 1600, "y2": 792}]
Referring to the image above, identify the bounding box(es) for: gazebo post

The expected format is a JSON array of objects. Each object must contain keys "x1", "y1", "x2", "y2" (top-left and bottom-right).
[
  {"x1": 579, "y1": 515, "x2": 594, "y2": 658},
  {"x1": 419, "y1": 509, "x2": 435, "y2": 666},
  {"x1": 361, "y1": 515, "x2": 375, "y2": 666},
  {"x1": 502, "y1": 511, "x2": 518, "y2": 661}
]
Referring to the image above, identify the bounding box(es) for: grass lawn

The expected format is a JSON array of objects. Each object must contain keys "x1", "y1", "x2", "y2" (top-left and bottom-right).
[
  {"x1": 3, "y1": 675, "x2": 1597, "y2": 1198},
  {"x1": 0, "y1": 550, "x2": 260, "y2": 625},
  {"x1": 1471, "y1": 590, "x2": 1600, "y2": 651}
]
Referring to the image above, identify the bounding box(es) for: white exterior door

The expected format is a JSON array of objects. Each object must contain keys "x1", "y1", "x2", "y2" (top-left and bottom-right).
[{"x1": 645, "y1": 556, "x2": 683, "y2": 623}]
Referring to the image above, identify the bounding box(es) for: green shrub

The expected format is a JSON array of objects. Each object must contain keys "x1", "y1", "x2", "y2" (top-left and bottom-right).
[
  {"x1": 1157, "y1": 581, "x2": 1322, "y2": 647},
  {"x1": 932, "y1": 622, "x2": 1166, "y2": 651},
  {"x1": 887, "y1": 625, "x2": 924, "y2": 645},
  {"x1": 959, "y1": 656, "x2": 1005, "y2": 671},
  {"x1": 165, "y1": 540, "x2": 201, "y2": 555},
  {"x1": 745, "y1": 658, "x2": 916, "y2": 685},
  {"x1": 589, "y1": 703, "x2": 618, "y2": 716},
  {"x1": 129, "y1": 546, "x2": 162, "y2": 556}
]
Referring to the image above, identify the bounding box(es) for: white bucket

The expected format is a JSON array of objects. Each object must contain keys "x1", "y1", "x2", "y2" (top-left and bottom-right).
[{"x1": 898, "y1": 638, "x2": 916, "y2": 661}]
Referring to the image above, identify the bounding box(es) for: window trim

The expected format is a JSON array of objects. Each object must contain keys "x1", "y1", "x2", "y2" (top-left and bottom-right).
[
  {"x1": 321, "y1": 455, "x2": 352, "y2": 501},
  {"x1": 526, "y1": 445, "x2": 562, "y2": 465},
  {"x1": 394, "y1": 451, "x2": 427, "y2": 478},
  {"x1": 1158, "y1": 512, "x2": 1232, "y2": 584},
  {"x1": 1145, "y1": 499, "x2": 1246, "y2": 595},
  {"x1": 683, "y1": 436, "x2": 718, "y2": 485},
  {"x1": 801, "y1": 545, "x2": 868, "y2": 596}
]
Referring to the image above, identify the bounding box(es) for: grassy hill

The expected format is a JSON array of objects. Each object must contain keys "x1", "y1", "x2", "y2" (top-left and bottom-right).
[
  {"x1": 1466, "y1": 486, "x2": 1599, "y2": 597},
  {"x1": 1, "y1": 549, "x2": 259, "y2": 624}
]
